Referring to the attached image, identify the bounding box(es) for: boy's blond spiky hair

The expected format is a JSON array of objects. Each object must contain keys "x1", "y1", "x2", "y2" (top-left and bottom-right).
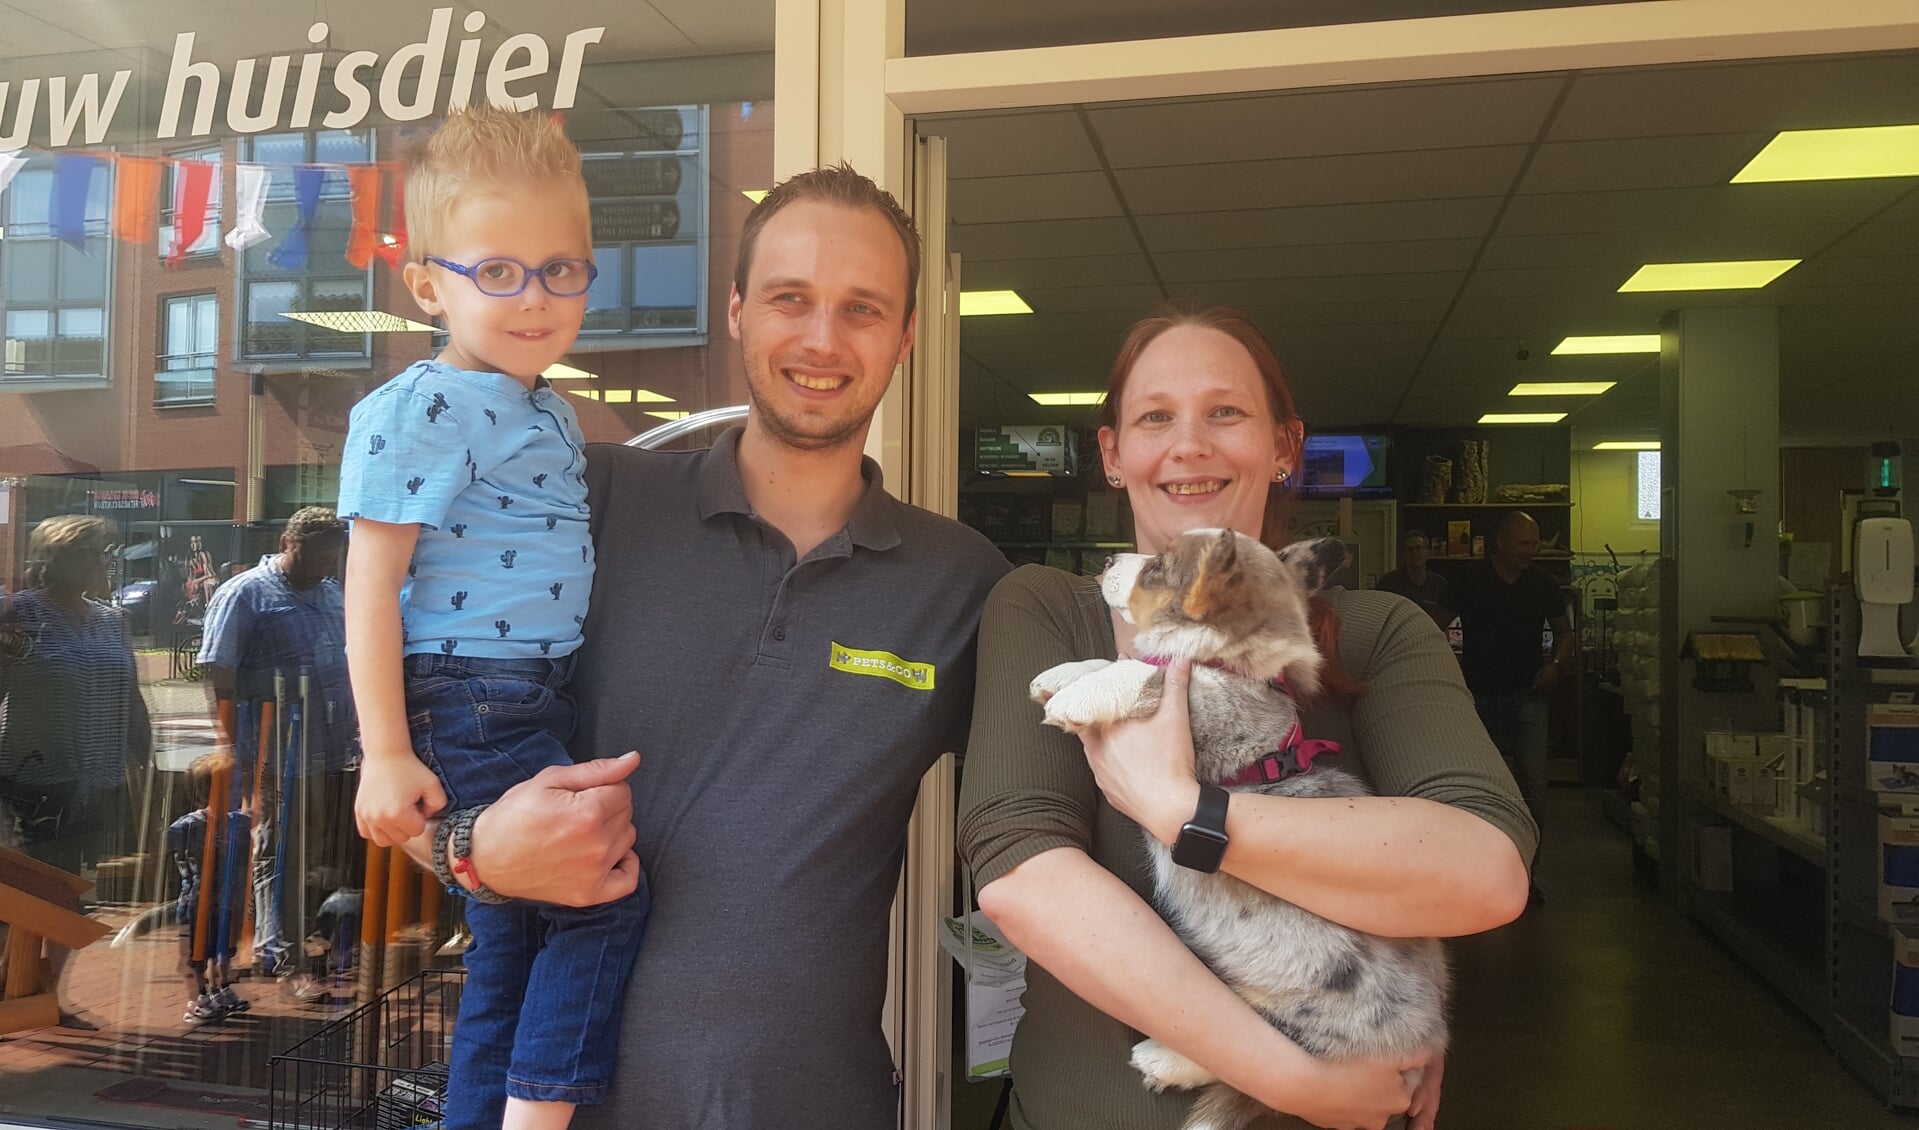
[{"x1": 406, "y1": 103, "x2": 591, "y2": 260}]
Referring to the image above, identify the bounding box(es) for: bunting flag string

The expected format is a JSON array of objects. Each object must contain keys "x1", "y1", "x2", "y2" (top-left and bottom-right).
[
  {"x1": 0, "y1": 152, "x2": 27, "y2": 196},
  {"x1": 52, "y1": 153, "x2": 99, "y2": 250},
  {"x1": 111, "y1": 155, "x2": 161, "y2": 244},
  {"x1": 344, "y1": 164, "x2": 382, "y2": 270},
  {"x1": 167, "y1": 158, "x2": 214, "y2": 266},
  {"x1": 269, "y1": 166, "x2": 325, "y2": 271},
  {"x1": 224, "y1": 163, "x2": 273, "y2": 251}
]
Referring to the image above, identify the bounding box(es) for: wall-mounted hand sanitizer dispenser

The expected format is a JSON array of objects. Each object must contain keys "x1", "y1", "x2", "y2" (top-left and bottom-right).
[{"x1": 1857, "y1": 514, "x2": 1916, "y2": 659}]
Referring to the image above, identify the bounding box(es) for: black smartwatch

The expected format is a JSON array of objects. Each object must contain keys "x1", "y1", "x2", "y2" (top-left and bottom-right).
[{"x1": 1171, "y1": 784, "x2": 1231, "y2": 873}]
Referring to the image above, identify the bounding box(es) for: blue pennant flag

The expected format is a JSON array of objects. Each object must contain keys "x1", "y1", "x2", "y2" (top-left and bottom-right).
[
  {"x1": 269, "y1": 166, "x2": 326, "y2": 271},
  {"x1": 52, "y1": 153, "x2": 99, "y2": 250}
]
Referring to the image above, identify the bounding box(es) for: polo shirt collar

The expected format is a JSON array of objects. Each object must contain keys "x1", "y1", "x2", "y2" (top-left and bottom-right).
[{"x1": 696, "y1": 426, "x2": 902, "y2": 553}]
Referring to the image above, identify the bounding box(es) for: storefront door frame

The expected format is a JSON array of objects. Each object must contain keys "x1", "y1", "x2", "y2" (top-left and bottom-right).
[{"x1": 776, "y1": 2, "x2": 1919, "y2": 1126}]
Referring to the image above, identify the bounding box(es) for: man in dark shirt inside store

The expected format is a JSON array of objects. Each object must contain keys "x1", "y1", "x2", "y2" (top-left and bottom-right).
[
  {"x1": 1375, "y1": 530, "x2": 1449, "y2": 628},
  {"x1": 1438, "y1": 511, "x2": 1572, "y2": 903}
]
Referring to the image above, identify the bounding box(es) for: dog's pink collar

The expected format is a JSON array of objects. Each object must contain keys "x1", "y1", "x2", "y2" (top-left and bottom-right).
[{"x1": 1136, "y1": 654, "x2": 1341, "y2": 787}]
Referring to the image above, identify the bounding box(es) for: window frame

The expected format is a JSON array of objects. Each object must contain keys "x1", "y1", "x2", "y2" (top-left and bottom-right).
[
  {"x1": 156, "y1": 292, "x2": 220, "y2": 407},
  {"x1": 577, "y1": 105, "x2": 711, "y2": 347},
  {"x1": 235, "y1": 129, "x2": 376, "y2": 363},
  {"x1": 0, "y1": 157, "x2": 115, "y2": 389}
]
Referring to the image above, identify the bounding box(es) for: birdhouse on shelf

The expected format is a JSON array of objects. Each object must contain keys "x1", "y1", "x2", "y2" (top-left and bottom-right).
[{"x1": 1682, "y1": 632, "x2": 1768, "y2": 693}]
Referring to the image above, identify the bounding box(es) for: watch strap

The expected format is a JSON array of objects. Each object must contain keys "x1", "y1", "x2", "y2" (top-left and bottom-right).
[{"x1": 1172, "y1": 784, "x2": 1231, "y2": 873}]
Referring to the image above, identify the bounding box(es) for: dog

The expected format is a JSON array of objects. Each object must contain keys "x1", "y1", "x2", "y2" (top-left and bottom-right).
[{"x1": 1030, "y1": 529, "x2": 1449, "y2": 1130}]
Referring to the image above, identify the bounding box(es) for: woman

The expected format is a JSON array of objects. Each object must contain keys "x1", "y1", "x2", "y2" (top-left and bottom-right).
[
  {"x1": 0, "y1": 515, "x2": 150, "y2": 876},
  {"x1": 957, "y1": 308, "x2": 1535, "y2": 1130}
]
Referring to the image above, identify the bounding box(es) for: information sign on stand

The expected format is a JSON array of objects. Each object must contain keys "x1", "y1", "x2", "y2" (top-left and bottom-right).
[{"x1": 975, "y1": 426, "x2": 1077, "y2": 476}]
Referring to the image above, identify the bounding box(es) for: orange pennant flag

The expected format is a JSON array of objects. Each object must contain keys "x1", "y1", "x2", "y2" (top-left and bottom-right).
[
  {"x1": 112, "y1": 156, "x2": 162, "y2": 243},
  {"x1": 345, "y1": 165, "x2": 382, "y2": 269}
]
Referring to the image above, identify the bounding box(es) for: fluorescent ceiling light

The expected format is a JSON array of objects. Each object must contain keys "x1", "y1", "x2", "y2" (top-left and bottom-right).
[
  {"x1": 742, "y1": 189, "x2": 768, "y2": 203},
  {"x1": 1732, "y1": 124, "x2": 1919, "y2": 183},
  {"x1": 1508, "y1": 382, "x2": 1616, "y2": 397},
  {"x1": 960, "y1": 290, "x2": 1033, "y2": 316},
  {"x1": 545, "y1": 363, "x2": 598, "y2": 381},
  {"x1": 1594, "y1": 441, "x2": 1660, "y2": 450},
  {"x1": 1552, "y1": 334, "x2": 1660, "y2": 355},
  {"x1": 1029, "y1": 391, "x2": 1105, "y2": 406},
  {"x1": 1618, "y1": 260, "x2": 1799, "y2": 292},
  {"x1": 1479, "y1": 412, "x2": 1567, "y2": 425},
  {"x1": 646, "y1": 410, "x2": 690, "y2": 421},
  {"x1": 280, "y1": 311, "x2": 437, "y2": 333},
  {"x1": 177, "y1": 478, "x2": 236, "y2": 486},
  {"x1": 567, "y1": 388, "x2": 600, "y2": 401}
]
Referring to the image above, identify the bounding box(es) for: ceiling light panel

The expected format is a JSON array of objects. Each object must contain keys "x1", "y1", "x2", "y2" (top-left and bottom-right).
[
  {"x1": 1594, "y1": 441, "x2": 1660, "y2": 450},
  {"x1": 1029, "y1": 392, "x2": 1106, "y2": 406},
  {"x1": 1732, "y1": 124, "x2": 1919, "y2": 183},
  {"x1": 742, "y1": 189, "x2": 768, "y2": 203},
  {"x1": 960, "y1": 290, "x2": 1033, "y2": 316},
  {"x1": 1618, "y1": 260, "x2": 1799, "y2": 292},
  {"x1": 1509, "y1": 382, "x2": 1616, "y2": 397},
  {"x1": 280, "y1": 311, "x2": 437, "y2": 333},
  {"x1": 1479, "y1": 412, "x2": 1567, "y2": 424},
  {"x1": 1552, "y1": 335, "x2": 1660, "y2": 355}
]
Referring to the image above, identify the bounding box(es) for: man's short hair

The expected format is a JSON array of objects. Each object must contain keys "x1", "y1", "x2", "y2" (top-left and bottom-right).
[
  {"x1": 1495, "y1": 510, "x2": 1538, "y2": 545},
  {"x1": 284, "y1": 507, "x2": 347, "y2": 544},
  {"x1": 734, "y1": 163, "x2": 920, "y2": 319},
  {"x1": 405, "y1": 103, "x2": 589, "y2": 261},
  {"x1": 1399, "y1": 531, "x2": 1429, "y2": 549}
]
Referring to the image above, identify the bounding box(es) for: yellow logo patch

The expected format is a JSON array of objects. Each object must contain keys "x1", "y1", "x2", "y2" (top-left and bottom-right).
[{"x1": 830, "y1": 642, "x2": 936, "y2": 690}]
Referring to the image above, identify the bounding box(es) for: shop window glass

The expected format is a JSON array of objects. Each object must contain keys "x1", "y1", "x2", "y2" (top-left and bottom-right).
[
  {"x1": 0, "y1": 8, "x2": 771, "y2": 1121},
  {"x1": 158, "y1": 294, "x2": 219, "y2": 405}
]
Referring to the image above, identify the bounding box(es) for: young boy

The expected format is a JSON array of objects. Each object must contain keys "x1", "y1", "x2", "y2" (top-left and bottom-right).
[
  {"x1": 167, "y1": 752, "x2": 251, "y2": 1024},
  {"x1": 338, "y1": 105, "x2": 647, "y2": 1130}
]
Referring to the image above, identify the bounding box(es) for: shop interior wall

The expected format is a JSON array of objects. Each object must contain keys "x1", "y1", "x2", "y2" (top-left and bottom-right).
[{"x1": 1570, "y1": 449, "x2": 1658, "y2": 559}]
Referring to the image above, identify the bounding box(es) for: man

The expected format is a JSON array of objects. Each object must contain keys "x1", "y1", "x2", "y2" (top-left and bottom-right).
[
  {"x1": 406, "y1": 165, "x2": 1009, "y2": 1128},
  {"x1": 1439, "y1": 511, "x2": 1572, "y2": 897},
  {"x1": 1375, "y1": 531, "x2": 1449, "y2": 628},
  {"x1": 199, "y1": 507, "x2": 357, "y2": 993}
]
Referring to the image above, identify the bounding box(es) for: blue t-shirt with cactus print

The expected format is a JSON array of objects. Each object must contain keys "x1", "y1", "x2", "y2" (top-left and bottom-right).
[{"x1": 338, "y1": 359, "x2": 594, "y2": 659}]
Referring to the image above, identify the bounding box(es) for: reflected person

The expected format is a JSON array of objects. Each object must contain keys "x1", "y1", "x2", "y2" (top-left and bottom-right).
[{"x1": 198, "y1": 506, "x2": 356, "y2": 993}]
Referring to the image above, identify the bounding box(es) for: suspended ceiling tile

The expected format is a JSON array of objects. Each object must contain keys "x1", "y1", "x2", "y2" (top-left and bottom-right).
[
  {"x1": 1166, "y1": 272, "x2": 1463, "y2": 306},
  {"x1": 641, "y1": 0, "x2": 774, "y2": 54},
  {"x1": 1550, "y1": 54, "x2": 1919, "y2": 141},
  {"x1": 1476, "y1": 225, "x2": 1852, "y2": 271},
  {"x1": 948, "y1": 171, "x2": 1123, "y2": 224},
  {"x1": 961, "y1": 254, "x2": 1157, "y2": 291},
  {"x1": 1518, "y1": 134, "x2": 1773, "y2": 194},
  {"x1": 929, "y1": 111, "x2": 1103, "y2": 179},
  {"x1": 1135, "y1": 197, "x2": 1503, "y2": 253},
  {"x1": 1496, "y1": 182, "x2": 1912, "y2": 236},
  {"x1": 1084, "y1": 76, "x2": 1562, "y2": 169},
  {"x1": 1155, "y1": 238, "x2": 1480, "y2": 283},
  {"x1": 1115, "y1": 145, "x2": 1529, "y2": 214},
  {"x1": 1463, "y1": 264, "x2": 1658, "y2": 298},
  {"x1": 1018, "y1": 283, "x2": 1168, "y2": 313},
  {"x1": 952, "y1": 217, "x2": 1139, "y2": 261}
]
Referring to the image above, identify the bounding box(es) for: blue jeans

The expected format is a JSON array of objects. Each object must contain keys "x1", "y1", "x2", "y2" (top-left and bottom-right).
[
  {"x1": 404, "y1": 653, "x2": 649, "y2": 1122},
  {"x1": 1475, "y1": 689, "x2": 1550, "y2": 833}
]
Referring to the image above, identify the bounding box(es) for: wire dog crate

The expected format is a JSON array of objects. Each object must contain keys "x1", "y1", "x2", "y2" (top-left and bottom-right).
[{"x1": 269, "y1": 969, "x2": 464, "y2": 1129}]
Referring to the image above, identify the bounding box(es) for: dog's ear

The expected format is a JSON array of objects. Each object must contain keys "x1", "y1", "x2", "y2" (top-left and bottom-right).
[
  {"x1": 1180, "y1": 529, "x2": 1246, "y2": 622},
  {"x1": 1274, "y1": 536, "x2": 1348, "y2": 596}
]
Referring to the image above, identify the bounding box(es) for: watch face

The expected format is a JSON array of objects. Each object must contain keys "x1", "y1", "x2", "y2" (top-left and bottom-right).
[{"x1": 1173, "y1": 824, "x2": 1229, "y2": 873}]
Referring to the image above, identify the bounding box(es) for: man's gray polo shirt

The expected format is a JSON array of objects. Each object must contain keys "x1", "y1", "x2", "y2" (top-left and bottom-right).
[{"x1": 570, "y1": 428, "x2": 1009, "y2": 1129}]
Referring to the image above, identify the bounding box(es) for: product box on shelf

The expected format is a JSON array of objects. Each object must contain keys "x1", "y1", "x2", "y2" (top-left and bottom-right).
[
  {"x1": 1880, "y1": 811, "x2": 1919, "y2": 925},
  {"x1": 1868, "y1": 705, "x2": 1919, "y2": 793},
  {"x1": 1897, "y1": 928, "x2": 1919, "y2": 1057}
]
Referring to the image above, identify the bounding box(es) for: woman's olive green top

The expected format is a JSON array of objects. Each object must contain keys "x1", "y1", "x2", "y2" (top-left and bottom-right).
[{"x1": 957, "y1": 565, "x2": 1537, "y2": 1130}]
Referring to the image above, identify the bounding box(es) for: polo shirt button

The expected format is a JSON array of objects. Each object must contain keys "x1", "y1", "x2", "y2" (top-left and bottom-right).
[{"x1": 772, "y1": 626, "x2": 786, "y2": 641}]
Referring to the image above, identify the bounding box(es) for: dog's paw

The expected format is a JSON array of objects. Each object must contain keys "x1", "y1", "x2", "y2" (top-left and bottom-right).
[
  {"x1": 1029, "y1": 659, "x2": 1112, "y2": 705},
  {"x1": 1130, "y1": 1038, "x2": 1216, "y2": 1093}
]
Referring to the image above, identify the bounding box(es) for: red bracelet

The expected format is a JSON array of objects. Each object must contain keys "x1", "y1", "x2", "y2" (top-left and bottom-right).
[{"x1": 451, "y1": 854, "x2": 482, "y2": 891}]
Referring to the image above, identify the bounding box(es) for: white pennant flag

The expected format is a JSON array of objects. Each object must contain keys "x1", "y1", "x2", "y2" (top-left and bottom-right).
[
  {"x1": 224, "y1": 162, "x2": 273, "y2": 251},
  {"x1": 0, "y1": 152, "x2": 27, "y2": 197}
]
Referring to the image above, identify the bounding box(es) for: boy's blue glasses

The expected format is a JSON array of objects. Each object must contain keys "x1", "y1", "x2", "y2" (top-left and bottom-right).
[{"x1": 425, "y1": 255, "x2": 599, "y2": 298}]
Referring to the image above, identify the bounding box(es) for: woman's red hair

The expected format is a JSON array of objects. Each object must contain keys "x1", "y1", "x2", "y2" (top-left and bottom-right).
[{"x1": 1101, "y1": 305, "x2": 1364, "y2": 698}]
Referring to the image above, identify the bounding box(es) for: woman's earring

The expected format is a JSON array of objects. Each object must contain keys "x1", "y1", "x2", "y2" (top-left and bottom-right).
[
  {"x1": 1274, "y1": 468, "x2": 1290, "y2": 483},
  {"x1": 1108, "y1": 475, "x2": 1122, "y2": 487}
]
